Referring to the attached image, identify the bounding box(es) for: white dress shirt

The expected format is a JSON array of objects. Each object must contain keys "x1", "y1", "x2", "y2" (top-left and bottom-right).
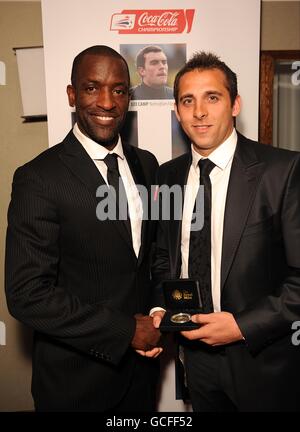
[
  {"x1": 73, "y1": 123, "x2": 143, "y2": 258},
  {"x1": 181, "y1": 129, "x2": 237, "y2": 311}
]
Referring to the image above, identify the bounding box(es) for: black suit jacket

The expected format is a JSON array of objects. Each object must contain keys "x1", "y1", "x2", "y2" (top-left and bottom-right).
[
  {"x1": 5, "y1": 131, "x2": 159, "y2": 411},
  {"x1": 152, "y1": 133, "x2": 300, "y2": 410},
  {"x1": 130, "y1": 82, "x2": 174, "y2": 100}
]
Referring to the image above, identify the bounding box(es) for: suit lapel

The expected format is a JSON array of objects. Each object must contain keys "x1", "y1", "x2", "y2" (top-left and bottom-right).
[
  {"x1": 221, "y1": 134, "x2": 265, "y2": 289},
  {"x1": 59, "y1": 131, "x2": 134, "y2": 250},
  {"x1": 168, "y1": 153, "x2": 191, "y2": 278},
  {"x1": 59, "y1": 131, "x2": 106, "y2": 193},
  {"x1": 123, "y1": 142, "x2": 147, "y2": 187}
]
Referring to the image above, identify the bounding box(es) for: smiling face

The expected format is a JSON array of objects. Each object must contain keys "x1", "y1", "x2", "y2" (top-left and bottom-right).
[
  {"x1": 67, "y1": 54, "x2": 130, "y2": 150},
  {"x1": 138, "y1": 51, "x2": 168, "y2": 88},
  {"x1": 175, "y1": 68, "x2": 241, "y2": 156}
]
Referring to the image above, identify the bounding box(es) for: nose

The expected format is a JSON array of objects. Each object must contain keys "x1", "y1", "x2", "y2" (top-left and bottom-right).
[
  {"x1": 96, "y1": 87, "x2": 115, "y2": 110},
  {"x1": 193, "y1": 100, "x2": 207, "y2": 120}
]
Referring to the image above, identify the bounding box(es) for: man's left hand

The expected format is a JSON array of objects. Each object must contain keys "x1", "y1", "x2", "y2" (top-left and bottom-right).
[
  {"x1": 135, "y1": 347, "x2": 163, "y2": 358},
  {"x1": 181, "y1": 312, "x2": 244, "y2": 346}
]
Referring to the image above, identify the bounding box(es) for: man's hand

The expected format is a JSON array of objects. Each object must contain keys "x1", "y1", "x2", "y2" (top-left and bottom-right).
[
  {"x1": 181, "y1": 312, "x2": 244, "y2": 346},
  {"x1": 131, "y1": 314, "x2": 162, "y2": 352},
  {"x1": 135, "y1": 347, "x2": 163, "y2": 358},
  {"x1": 151, "y1": 310, "x2": 165, "y2": 329},
  {"x1": 134, "y1": 311, "x2": 165, "y2": 358}
]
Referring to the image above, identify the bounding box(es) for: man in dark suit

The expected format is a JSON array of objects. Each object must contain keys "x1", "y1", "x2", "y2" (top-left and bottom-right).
[
  {"x1": 151, "y1": 52, "x2": 300, "y2": 411},
  {"x1": 5, "y1": 45, "x2": 162, "y2": 412}
]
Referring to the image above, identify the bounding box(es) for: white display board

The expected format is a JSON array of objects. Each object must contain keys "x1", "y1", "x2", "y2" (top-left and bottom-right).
[
  {"x1": 41, "y1": 0, "x2": 261, "y2": 410},
  {"x1": 15, "y1": 47, "x2": 47, "y2": 117}
]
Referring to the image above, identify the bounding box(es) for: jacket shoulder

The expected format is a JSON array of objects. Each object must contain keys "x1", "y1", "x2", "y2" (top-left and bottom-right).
[
  {"x1": 130, "y1": 145, "x2": 159, "y2": 169},
  {"x1": 159, "y1": 152, "x2": 190, "y2": 173},
  {"x1": 14, "y1": 142, "x2": 64, "y2": 179},
  {"x1": 238, "y1": 133, "x2": 300, "y2": 164}
]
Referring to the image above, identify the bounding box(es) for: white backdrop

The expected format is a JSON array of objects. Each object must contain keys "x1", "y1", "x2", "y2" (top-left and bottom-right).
[{"x1": 41, "y1": 0, "x2": 261, "y2": 410}]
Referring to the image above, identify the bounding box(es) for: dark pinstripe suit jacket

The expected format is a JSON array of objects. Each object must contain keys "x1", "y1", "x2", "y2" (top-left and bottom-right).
[
  {"x1": 5, "y1": 131, "x2": 159, "y2": 411},
  {"x1": 152, "y1": 133, "x2": 300, "y2": 411}
]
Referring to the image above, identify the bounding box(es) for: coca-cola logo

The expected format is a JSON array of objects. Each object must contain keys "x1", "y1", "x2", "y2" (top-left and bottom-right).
[
  {"x1": 138, "y1": 12, "x2": 179, "y2": 28},
  {"x1": 110, "y1": 9, "x2": 195, "y2": 34}
]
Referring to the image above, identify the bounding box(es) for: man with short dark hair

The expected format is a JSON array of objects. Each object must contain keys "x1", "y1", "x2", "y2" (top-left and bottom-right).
[
  {"x1": 152, "y1": 51, "x2": 300, "y2": 412},
  {"x1": 130, "y1": 45, "x2": 173, "y2": 100},
  {"x1": 5, "y1": 45, "x2": 162, "y2": 412}
]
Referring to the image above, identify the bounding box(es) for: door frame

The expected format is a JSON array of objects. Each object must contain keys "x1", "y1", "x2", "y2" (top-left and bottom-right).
[{"x1": 259, "y1": 50, "x2": 300, "y2": 145}]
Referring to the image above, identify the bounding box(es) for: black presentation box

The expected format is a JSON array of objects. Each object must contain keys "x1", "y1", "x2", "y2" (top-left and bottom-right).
[{"x1": 159, "y1": 279, "x2": 203, "y2": 331}]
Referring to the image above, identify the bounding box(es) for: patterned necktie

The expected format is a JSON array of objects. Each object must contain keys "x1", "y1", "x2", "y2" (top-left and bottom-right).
[
  {"x1": 103, "y1": 153, "x2": 132, "y2": 240},
  {"x1": 188, "y1": 158, "x2": 215, "y2": 313}
]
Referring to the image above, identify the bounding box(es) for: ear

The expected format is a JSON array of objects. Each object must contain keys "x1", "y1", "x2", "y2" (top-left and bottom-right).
[
  {"x1": 232, "y1": 95, "x2": 241, "y2": 118},
  {"x1": 137, "y1": 66, "x2": 146, "y2": 78},
  {"x1": 67, "y1": 85, "x2": 76, "y2": 108},
  {"x1": 174, "y1": 103, "x2": 181, "y2": 123}
]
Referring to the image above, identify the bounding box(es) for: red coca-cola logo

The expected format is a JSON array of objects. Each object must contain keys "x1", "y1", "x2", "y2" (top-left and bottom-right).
[
  {"x1": 110, "y1": 9, "x2": 195, "y2": 34},
  {"x1": 138, "y1": 11, "x2": 179, "y2": 28}
]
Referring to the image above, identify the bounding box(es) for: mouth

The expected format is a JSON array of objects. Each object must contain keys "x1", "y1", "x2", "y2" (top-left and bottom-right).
[
  {"x1": 193, "y1": 125, "x2": 212, "y2": 132},
  {"x1": 90, "y1": 113, "x2": 116, "y2": 125}
]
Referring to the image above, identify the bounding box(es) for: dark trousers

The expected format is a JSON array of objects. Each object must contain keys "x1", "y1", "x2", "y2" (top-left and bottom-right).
[
  {"x1": 109, "y1": 357, "x2": 159, "y2": 412},
  {"x1": 184, "y1": 345, "x2": 237, "y2": 412}
]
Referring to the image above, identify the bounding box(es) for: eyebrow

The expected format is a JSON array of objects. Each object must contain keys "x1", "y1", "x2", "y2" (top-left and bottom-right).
[
  {"x1": 149, "y1": 60, "x2": 167, "y2": 64},
  {"x1": 179, "y1": 90, "x2": 223, "y2": 102},
  {"x1": 206, "y1": 90, "x2": 223, "y2": 96},
  {"x1": 179, "y1": 93, "x2": 193, "y2": 102},
  {"x1": 81, "y1": 79, "x2": 128, "y2": 87}
]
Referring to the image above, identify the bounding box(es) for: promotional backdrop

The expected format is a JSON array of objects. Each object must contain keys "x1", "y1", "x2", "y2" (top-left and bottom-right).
[{"x1": 41, "y1": 0, "x2": 261, "y2": 410}]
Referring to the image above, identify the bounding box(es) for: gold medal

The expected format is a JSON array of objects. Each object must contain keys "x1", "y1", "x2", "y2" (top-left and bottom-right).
[{"x1": 170, "y1": 312, "x2": 191, "y2": 324}]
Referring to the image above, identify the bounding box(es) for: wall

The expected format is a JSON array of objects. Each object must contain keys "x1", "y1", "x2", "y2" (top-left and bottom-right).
[
  {"x1": 261, "y1": 1, "x2": 300, "y2": 50},
  {"x1": 0, "y1": 1, "x2": 48, "y2": 411},
  {"x1": 0, "y1": 0, "x2": 299, "y2": 412}
]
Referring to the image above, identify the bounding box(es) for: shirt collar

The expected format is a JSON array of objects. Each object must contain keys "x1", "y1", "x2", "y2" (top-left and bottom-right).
[
  {"x1": 73, "y1": 123, "x2": 124, "y2": 160},
  {"x1": 191, "y1": 128, "x2": 237, "y2": 171}
]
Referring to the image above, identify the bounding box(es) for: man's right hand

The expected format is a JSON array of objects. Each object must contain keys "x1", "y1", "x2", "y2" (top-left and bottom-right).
[
  {"x1": 151, "y1": 310, "x2": 165, "y2": 329},
  {"x1": 131, "y1": 313, "x2": 161, "y2": 351}
]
